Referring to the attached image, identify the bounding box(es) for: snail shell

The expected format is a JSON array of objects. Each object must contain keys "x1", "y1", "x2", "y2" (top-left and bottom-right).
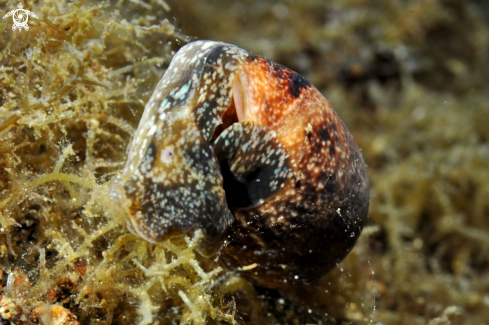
[{"x1": 110, "y1": 41, "x2": 369, "y2": 288}]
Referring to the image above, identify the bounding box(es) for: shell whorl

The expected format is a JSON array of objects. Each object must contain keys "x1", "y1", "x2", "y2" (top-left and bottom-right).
[{"x1": 110, "y1": 40, "x2": 370, "y2": 287}]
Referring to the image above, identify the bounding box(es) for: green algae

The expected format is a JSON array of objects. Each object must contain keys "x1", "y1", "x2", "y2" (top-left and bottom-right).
[{"x1": 0, "y1": 1, "x2": 237, "y2": 324}]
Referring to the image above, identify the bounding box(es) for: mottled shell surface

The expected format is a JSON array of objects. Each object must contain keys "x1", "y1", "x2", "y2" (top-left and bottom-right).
[{"x1": 110, "y1": 40, "x2": 369, "y2": 288}]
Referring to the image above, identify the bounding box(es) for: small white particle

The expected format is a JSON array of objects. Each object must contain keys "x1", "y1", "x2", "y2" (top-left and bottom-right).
[{"x1": 161, "y1": 146, "x2": 174, "y2": 164}]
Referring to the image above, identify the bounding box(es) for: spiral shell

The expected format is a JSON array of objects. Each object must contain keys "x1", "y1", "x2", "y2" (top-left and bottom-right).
[{"x1": 110, "y1": 41, "x2": 369, "y2": 288}]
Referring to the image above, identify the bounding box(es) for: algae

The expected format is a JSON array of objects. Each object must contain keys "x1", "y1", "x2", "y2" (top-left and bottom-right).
[{"x1": 1, "y1": 0, "x2": 488, "y2": 324}]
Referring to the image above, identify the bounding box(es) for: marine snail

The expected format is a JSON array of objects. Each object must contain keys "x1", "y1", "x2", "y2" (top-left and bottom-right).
[{"x1": 110, "y1": 41, "x2": 369, "y2": 289}]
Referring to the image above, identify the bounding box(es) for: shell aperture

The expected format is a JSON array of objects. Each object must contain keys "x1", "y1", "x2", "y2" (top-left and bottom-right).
[{"x1": 110, "y1": 41, "x2": 370, "y2": 288}]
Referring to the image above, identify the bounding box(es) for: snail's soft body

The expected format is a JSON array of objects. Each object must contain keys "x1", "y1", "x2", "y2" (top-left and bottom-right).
[{"x1": 110, "y1": 41, "x2": 369, "y2": 288}]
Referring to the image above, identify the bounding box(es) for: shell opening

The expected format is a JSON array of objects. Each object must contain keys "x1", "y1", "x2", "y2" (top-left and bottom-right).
[
  {"x1": 211, "y1": 74, "x2": 246, "y2": 141},
  {"x1": 232, "y1": 74, "x2": 245, "y2": 122}
]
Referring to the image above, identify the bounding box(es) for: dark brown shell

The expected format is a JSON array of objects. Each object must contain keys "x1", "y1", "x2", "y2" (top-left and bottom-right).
[
  {"x1": 219, "y1": 55, "x2": 369, "y2": 288},
  {"x1": 110, "y1": 41, "x2": 369, "y2": 289}
]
